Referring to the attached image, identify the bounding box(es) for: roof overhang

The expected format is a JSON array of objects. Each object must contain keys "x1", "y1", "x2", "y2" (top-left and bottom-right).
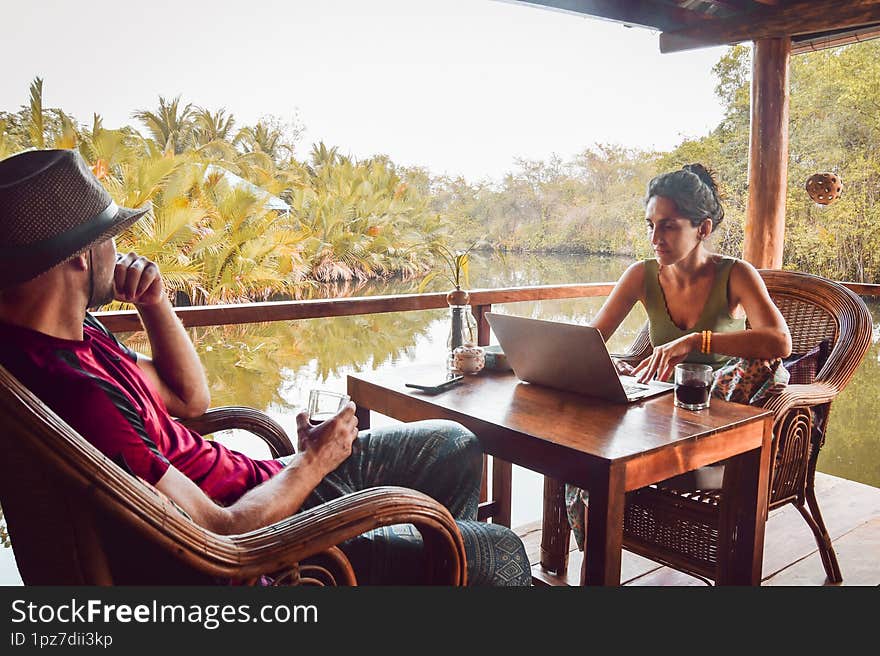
[{"x1": 511, "y1": 1, "x2": 880, "y2": 54}]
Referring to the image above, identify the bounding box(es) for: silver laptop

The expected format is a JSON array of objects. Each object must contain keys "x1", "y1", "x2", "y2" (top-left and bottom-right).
[{"x1": 485, "y1": 312, "x2": 673, "y2": 403}]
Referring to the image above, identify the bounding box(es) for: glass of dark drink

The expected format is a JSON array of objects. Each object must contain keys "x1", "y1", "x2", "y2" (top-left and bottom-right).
[
  {"x1": 673, "y1": 363, "x2": 713, "y2": 411},
  {"x1": 307, "y1": 389, "x2": 350, "y2": 426}
]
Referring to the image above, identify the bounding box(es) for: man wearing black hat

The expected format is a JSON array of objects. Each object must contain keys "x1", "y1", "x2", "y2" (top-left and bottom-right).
[{"x1": 0, "y1": 149, "x2": 531, "y2": 585}]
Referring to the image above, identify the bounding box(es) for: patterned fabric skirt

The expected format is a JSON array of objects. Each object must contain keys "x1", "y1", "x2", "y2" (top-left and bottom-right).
[
  {"x1": 565, "y1": 357, "x2": 789, "y2": 551},
  {"x1": 292, "y1": 419, "x2": 532, "y2": 586}
]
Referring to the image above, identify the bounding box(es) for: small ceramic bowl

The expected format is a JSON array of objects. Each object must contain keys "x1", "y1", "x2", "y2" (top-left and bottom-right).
[{"x1": 452, "y1": 345, "x2": 485, "y2": 374}]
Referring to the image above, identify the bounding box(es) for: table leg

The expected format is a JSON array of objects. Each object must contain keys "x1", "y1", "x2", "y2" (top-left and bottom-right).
[
  {"x1": 580, "y1": 465, "x2": 625, "y2": 586},
  {"x1": 717, "y1": 417, "x2": 772, "y2": 585},
  {"x1": 491, "y1": 458, "x2": 512, "y2": 527},
  {"x1": 480, "y1": 455, "x2": 489, "y2": 504},
  {"x1": 540, "y1": 476, "x2": 570, "y2": 574}
]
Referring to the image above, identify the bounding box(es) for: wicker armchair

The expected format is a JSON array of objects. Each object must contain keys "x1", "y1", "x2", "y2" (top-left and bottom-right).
[
  {"x1": 549, "y1": 269, "x2": 872, "y2": 584},
  {"x1": 0, "y1": 366, "x2": 466, "y2": 586}
]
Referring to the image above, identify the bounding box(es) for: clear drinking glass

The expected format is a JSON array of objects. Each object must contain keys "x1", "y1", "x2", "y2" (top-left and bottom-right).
[
  {"x1": 673, "y1": 363, "x2": 713, "y2": 411},
  {"x1": 307, "y1": 389, "x2": 350, "y2": 425}
]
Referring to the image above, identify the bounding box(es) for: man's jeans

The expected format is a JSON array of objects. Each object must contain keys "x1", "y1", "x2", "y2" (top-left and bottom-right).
[{"x1": 288, "y1": 419, "x2": 531, "y2": 585}]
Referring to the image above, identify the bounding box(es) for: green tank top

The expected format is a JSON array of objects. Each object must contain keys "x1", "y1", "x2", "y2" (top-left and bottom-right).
[{"x1": 643, "y1": 256, "x2": 745, "y2": 368}]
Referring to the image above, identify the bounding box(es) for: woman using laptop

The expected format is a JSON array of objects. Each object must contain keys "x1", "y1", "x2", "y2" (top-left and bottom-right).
[
  {"x1": 566, "y1": 163, "x2": 792, "y2": 550},
  {"x1": 594, "y1": 163, "x2": 791, "y2": 383}
]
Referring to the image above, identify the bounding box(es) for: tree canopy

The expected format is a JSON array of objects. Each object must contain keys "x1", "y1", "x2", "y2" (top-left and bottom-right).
[{"x1": 2, "y1": 38, "x2": 879, "y2": 302}]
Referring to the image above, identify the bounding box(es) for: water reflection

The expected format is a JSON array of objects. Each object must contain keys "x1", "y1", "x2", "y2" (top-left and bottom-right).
[{"x1": 821, "y1": 297, "x2": 880, "y2": 488}]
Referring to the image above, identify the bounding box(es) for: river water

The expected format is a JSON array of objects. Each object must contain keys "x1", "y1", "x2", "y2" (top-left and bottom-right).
[{"x1": 1, "y1": 252, "x2": 877, "y2": 584}]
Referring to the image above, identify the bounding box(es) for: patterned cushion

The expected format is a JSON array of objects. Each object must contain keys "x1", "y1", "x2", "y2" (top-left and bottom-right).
[
  {"x1": 783, "y1": 339, "x2": 831, "y2": 385},
  {"x1": 711, "y1": 357, "x2": 789, "y2": 406}
]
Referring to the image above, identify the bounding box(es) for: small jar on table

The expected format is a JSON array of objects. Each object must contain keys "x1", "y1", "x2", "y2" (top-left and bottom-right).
[{"x1": 452, "y1": 344, "x2": 485, "y2": 374}]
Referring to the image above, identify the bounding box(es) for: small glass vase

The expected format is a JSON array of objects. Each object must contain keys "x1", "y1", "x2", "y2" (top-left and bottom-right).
[{"x1": 446, "y1": 288, "x2": 478, "y2": 372}]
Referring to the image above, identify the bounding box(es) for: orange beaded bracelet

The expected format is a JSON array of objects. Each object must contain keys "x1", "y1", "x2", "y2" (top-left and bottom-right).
[{"x1": 700, "y1": 330, "x2": 712, "y2": 354}]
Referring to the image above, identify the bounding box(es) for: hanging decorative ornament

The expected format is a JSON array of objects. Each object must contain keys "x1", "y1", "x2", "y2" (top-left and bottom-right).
[{"x1": 805, "y1": 172, "x2": 843, "y2": 205}]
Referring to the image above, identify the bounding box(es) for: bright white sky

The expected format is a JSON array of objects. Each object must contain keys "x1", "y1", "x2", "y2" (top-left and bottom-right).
[{"x1": 0, "y1": 0, "x2": 729, "y2": 182}]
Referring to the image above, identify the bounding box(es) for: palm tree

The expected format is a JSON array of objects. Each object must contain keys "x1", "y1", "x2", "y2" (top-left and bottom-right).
[
  {"x1": 287, "y1": 151, "x2": 440, "y2": 282},
  {"x1": 187, "y1": 176, "x2": 310, "y2": 304},
  {"x1": 235, "y1": 121, "x2": 287, "y2": 162},
  {"x1": 27, "y1": 77, "x2": 45, "y2": 149},
  {"x1": 132, "y1": 96, "x2": 195, "y2": 154},
  {"x1": 192, "y1": 107, "x2": 236, "y2": 145},
  {"x1": 304, "y1": 141, "x2": 342, "y2": 178},
  {"x1": 77, "y1": 115, "x2": 137, "y2": 174},
  {"x1": 6, "y1": 77, "x2": 79, "y2": 151},
  {"x1": 187, "y1": 107, "x2": 241, "y2": 168},
  {"x1": 108, "y1": 152, "x2": 204, "y2": 306}
]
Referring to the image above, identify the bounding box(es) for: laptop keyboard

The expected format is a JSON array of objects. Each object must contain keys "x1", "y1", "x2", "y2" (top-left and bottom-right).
[{"x1": 622, "y1": 382, "x2": 650, "y2": 397}]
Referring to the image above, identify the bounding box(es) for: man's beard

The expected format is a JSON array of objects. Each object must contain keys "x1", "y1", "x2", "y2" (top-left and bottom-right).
[
  {"x1": 86, "y1": 246, "x2": 117, "y2": 310},
  {"x1": 88, "y1": 281, "x2": 115, "y2": 309}
]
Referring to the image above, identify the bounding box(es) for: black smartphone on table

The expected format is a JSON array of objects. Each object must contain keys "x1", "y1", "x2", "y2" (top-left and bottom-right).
[{"x1": 404, "y1": 375, "x2": 464, "y2": 394}]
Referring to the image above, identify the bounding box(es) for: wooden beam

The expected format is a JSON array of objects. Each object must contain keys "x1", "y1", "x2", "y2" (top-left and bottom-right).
[
  {"x1": 791, "y1": 24, "x2": 880, "y2": 54},
  {"x1": 513, "y1": 1, "x2": 705, "y2": 32},
  {"x1": 743, "y1": 37, "x2": 790, "y2": 270},
  {"x1": 659, "y1": 0, "x2": 880, "y2": 53},
  {"x1": 703, "y1": 1, "x2": 752, "y2": 9}
]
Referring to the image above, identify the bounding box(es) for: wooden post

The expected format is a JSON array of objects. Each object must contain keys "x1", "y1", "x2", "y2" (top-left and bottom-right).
[
  {"x1": 742, "y1": 36, "x2": 791, "y2": 270},
  {"x1": 473, "y1": 303, "x2": 491, "y2": 346}
]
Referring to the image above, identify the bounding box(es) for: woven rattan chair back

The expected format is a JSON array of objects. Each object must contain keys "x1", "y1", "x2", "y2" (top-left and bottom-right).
[
  {"x1": 0, "y1": 363, "x2": 217, "y2": 584},
  {"x1": 771, "y1": 296, "x2": 837, "y2": 354},
  {"x1": 0, "y1": 364, "x2": 466, "y2": 585}
]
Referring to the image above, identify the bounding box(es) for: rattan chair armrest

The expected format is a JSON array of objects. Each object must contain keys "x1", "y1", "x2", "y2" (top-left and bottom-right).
[
  {"x1": 761, "y1": 381, "x2": 838, "y2": 417},
  {"x1": 225, "y1": 486, "x2": 467, "y2": 585},
  {"x1": 177, "y1": 406, "x2": 294, "y2": 457}
]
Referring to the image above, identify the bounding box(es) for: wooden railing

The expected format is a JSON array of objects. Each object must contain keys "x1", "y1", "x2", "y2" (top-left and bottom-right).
[
  {"x1": 95, "y1": 280, "x2": 879, "y2": 336},
  {"x1": 837, "y1": 282, "x2": 880, "y2": 297},
  {"x1": 96, "y1": 283, "x2": 618, "y2": 338}
]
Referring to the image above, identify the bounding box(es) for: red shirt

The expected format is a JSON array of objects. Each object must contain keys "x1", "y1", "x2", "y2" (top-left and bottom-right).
[{"x1": 0, "y1": 315, "x2": 283, "y2": 505}]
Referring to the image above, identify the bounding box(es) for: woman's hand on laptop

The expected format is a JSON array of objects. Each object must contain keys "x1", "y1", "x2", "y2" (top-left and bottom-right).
[
  {"x1": 632, "y1": 334, "x2": 699, "y2": 383},
  {"x1": 612, "y1": 358, "x2": 635, "y2": 376}
]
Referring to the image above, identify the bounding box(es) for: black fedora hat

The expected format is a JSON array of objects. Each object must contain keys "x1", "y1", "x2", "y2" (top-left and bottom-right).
[{"x1": 0, "y1": 149, "x2": 150, "y2": 289}]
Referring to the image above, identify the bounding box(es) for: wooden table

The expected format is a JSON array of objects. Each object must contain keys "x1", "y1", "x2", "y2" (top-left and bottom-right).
[{"x1": 347, "y1": 363, "x2": 773, "y2": 586}]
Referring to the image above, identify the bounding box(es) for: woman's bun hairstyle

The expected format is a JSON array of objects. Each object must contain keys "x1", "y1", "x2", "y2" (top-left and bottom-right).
[
  {"x1": 646, "y1": 163, "x2": 724, "y2": 231},
  {"x1": 683, "y1": 163, "x2": 718, "y2": 194}
]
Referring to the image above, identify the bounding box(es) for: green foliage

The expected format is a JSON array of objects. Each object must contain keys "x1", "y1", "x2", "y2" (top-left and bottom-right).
[
  {"x1": 1, "y1": 79, "x2": 444, "y2": 302},
  {"x1": 288, "y1": 143, "x2": 441, "y2": 283},
  {"x1": 0, "y1": 119, "x2": 16, "y2": 160},
  {"x1": 782, "y1": 41, "x2": 880, "y2": 281},
  {"x1": 131, "y1": 96, "x2": 194, "y2": 155},
  {"x1": 429, "y1": 39, "x2": 880, "y2": 282},
  {"x1": 27, "y1": 77, "x2": 45, "y2": 149},
  {"x1": 415, "y1": 237, "x2": 480, "y2": 293},
  {"x1": 3, "y1": 42, "x2": 880, "y2": 297},
  {"x1": 642, "y1": 40, "x2": 879, "y2": 280},
  {"x1": 429, "y1": 145, "x2": 660, "y2": 257}
]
